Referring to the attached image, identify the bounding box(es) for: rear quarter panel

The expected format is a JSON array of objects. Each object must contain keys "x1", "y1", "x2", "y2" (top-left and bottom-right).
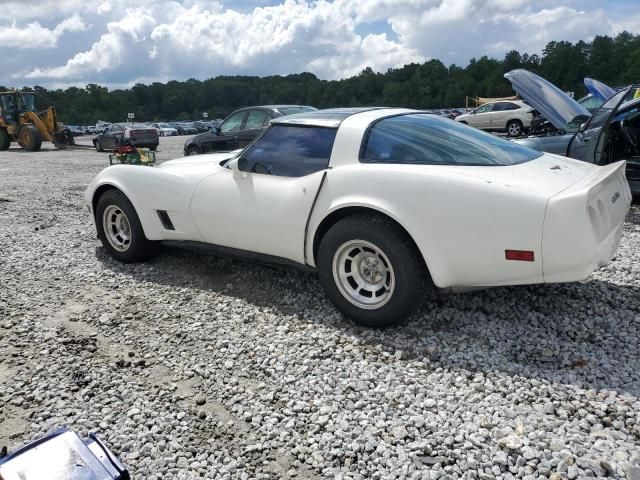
[{"x1": 306, "y1": 164, "x2": 548, "y2": 288}]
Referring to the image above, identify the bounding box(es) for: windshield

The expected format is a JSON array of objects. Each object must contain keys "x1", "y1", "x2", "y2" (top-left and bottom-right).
[
  {"x1": 278, "y1": 106, "x2": 316, "y2": 116},
  {"x1": 158, "y1": 123, "x2": 171, "y2": 128},
  {"x1": 17, "y1": 93, "x2": 36, "y2": 112},
  {"x1": 585, "y1": 88, "x2": 629, "y2": 131},
  {"x1": 361, "y1": 114, "x2": 543, "y2": 166}
]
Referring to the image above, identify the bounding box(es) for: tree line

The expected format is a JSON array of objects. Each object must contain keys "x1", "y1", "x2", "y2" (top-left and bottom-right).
[{"x1": 5, "y1": 32, "x2": 640, "y2": 124}]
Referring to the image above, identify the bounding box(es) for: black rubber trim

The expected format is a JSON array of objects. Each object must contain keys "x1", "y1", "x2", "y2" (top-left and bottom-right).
[
  {"x1": 157, "y1": 210, "x2": 175, "y2": 230},
  {"x1": 161, "y1": 240, "x2": 315, "y2": 272},
  {"x1": 303, "y1": 170, "x2": 328, "y2": 265}
]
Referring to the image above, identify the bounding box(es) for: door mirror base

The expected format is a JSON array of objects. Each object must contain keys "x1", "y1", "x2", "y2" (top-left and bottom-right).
[{"x1": 230, "y1": 157, "x2": 249, "y2": 180}]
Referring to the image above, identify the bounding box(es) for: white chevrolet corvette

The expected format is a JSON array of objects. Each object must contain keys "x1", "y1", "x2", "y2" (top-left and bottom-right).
[{"x1": 85, "y1": 108, "x2": 631, "y2": 327}]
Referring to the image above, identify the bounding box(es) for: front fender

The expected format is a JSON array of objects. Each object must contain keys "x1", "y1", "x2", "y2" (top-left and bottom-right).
[{"x1": 85, "y1": 165, "x2": 204, "y2": 241}]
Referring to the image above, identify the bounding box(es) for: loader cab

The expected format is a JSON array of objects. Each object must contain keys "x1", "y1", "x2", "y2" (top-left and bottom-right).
[
  {"x1": 16, "y1": 92, "x2": 37, "y2": 114},
  {"x1": 0, "y1": 93, "x2": 19, "y2": 124}
]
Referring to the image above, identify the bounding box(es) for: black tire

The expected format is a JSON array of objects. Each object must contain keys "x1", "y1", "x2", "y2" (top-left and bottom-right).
[
  {"x1": 95, "y1": 139, "x2": 103, "y2": 152},
  {"x1": 186, "y1": 146, "x2": 200, "y2": 156},
  {"x1": 0, "y1": 127, "x2": 10, "y2": 151},
  {"x1": 17, "y1": 125, "x2": 42, "y2": 151},
  {"x1": 317, "y1": 213, "x2": 431, "y2": 328},
  {"x1": 506, "y1": 119, "x2": 523, "y2": 137},
  {"x1": 95, "y1": 189, "x2": 160, "y2": 263}
]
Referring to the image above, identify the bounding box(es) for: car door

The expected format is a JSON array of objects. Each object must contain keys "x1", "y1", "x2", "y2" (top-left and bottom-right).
[
  {"x1": 103, "y1": 125, "x2": 124, "y2": 150},
  {"x1": 470, "y1": 103, "x2": 493, "y2": 129},
  {"x1": 202, "y1": 111, "x2": 246, "y2": 152},
  {"x1": 189, "y1": 125, "x2": 337, "y2": 263},
  {"x1": 489, "y1": 103, "x2": 509, "y2": 129},
  {"x1": 236, "y1": 109, "x2": 269, "y2": 148},
  {"x1": 568, "y1": 87, "x2": 631, "y2": 164}
]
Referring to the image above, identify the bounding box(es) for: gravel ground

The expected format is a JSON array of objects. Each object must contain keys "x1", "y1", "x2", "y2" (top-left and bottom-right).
[{"x1": 1, "y1": 136, "x2": 639, "y2": 480}]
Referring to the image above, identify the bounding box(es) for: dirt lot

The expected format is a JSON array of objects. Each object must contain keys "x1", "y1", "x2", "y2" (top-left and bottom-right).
[{"x1": 1, "y1": 136, "x2": 639, "y2": 479}]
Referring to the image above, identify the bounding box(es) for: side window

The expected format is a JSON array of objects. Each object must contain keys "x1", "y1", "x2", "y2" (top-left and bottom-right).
[
  {"x1": 245, "y1": 110, "x2": 268, "y2": 130},
  {"x1": 496, "y1": 102, "x2": 520, "y2": 111},
  {"x1": 241, "y1": 126, "x2": 337, "y2": 177},
  {"x1": 220, "y1": 112, "x2": 246, "y2": 134},
  {"x1": 475, "y1": 104, "x2": 492, "y2": 113}
]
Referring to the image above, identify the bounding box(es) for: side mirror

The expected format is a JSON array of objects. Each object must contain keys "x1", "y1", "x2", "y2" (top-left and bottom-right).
[
  {"x1": 215, "y1": 127, "x2": 221, "y2": 135},
  {"x1": 230, "y1": 157, "x2": 249, "y2": 180}
]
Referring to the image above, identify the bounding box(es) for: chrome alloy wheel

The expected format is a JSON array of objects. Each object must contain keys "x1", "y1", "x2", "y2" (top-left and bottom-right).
[
  {"x1": 332, "y1": 240, "x2": 395, "y2": 310},
  {"x1": 508, "y1": 122, "x2": 522, "y2": 136},
  {"x1": 102, "y1": 205, "x2": 132, "y2": 252}
]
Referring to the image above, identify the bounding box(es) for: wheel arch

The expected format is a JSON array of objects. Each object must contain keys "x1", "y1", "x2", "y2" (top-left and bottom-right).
[
  {"x1": 92, "y1": 183, "x2": 123, "y2": 215},
  {"x1": 311, "y1": 205, "x2": 431, "y2": 278}
]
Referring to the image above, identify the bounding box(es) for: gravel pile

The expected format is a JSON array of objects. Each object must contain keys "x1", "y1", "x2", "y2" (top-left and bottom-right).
[{"x1": 1, "y1": 137, "x2": 639, "y2": 479}]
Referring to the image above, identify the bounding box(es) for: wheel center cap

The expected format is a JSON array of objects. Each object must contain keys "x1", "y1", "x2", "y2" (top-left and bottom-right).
[{"x1": 361, "y1": 257, "x2": 383, "y2": 283}]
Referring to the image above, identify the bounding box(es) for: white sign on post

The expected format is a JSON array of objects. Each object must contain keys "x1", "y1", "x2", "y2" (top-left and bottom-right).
[
  {"x1": 127, "y1": 113, "x2": 134, "y2": 121},
  {"x1": 203, "y1": 112, "x2": 209, "y2": 119}
]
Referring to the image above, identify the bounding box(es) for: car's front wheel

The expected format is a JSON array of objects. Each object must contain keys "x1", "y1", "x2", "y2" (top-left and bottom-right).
[
  {"x1": 317, "y1": 213, "x2": 430, "y2": 327},
  {"x1": 186, "y1": 146, "x2": 200, "y2": 156},
  {"x1": 95, "y1": 189, "x2": 160, "y2": 263}
]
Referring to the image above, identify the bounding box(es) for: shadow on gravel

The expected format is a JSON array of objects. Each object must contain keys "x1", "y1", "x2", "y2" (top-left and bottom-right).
[{"x1": 96, "y1": 245, "x2": 640, "y2": 396}]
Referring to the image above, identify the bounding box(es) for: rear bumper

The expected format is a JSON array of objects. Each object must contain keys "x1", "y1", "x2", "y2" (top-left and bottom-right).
[{"x1": 542, "y1": 161, "x2": 631, "y2": 283}]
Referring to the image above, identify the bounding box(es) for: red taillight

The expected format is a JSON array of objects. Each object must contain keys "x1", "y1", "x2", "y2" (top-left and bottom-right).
[{"x1": 505, "y1": 250, "x2": 535, "y2": 262}]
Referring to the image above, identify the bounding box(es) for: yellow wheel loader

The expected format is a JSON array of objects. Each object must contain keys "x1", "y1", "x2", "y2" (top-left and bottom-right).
[{"x1": 0, "y1": 91, "x2": 79, "y2": 151}]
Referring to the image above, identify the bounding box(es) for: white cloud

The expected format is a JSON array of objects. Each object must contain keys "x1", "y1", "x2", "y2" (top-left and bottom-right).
[
  {"x1": 3, "y1": 0, "x2": 638, "y2": 87},
  {"x1": 25, "y1": 10, "x2": 157, "y2": 79},
  {"x1": 0, "y1": 14, "x2": 86, "y2": 49}
]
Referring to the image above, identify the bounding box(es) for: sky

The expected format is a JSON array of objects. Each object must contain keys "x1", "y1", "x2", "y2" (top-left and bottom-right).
[{"x1": 2, "y1": 0, "x2": 639, "y2": 89}]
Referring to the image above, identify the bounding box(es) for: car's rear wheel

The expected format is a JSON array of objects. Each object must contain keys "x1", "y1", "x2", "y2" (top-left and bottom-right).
[
  {"x1": 317, "y1": 213, "x2": 430, "y2": 327},
  {"x1": 186, "y1": 146, "x2": 200, "y2": 156},
  {"x1": 95, "y1": 189, "x2": 160, "y2": 263},
  {"x1": 507, "y1": 120, "x2": 523, "y2": 137}
]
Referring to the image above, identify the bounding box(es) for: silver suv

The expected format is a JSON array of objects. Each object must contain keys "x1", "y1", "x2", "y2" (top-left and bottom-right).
[{"x1": 455, "y1": 100, "x2": 533, "y2": 136}]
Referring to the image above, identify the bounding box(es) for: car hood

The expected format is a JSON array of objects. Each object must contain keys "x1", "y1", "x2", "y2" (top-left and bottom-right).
[
  {"x1": 584, "y1": 78, "x2": 616, "y2": 102},
  {"x1": 504, "y1": 69, "x2": 590, "y2": 130},
  {"x1": 160, "y1": 150, "x2": 240, "y2": 169}
]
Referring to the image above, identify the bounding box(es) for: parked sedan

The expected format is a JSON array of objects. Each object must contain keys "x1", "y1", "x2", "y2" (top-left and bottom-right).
[
  {"x1": 456, "y1": 100, "x2": 533, "y2": 136},
  {"x1": 150, "y1": 123, "x2": 178, "y2": 136},
  {"x1": 191, "y1": 121, "x2": 210, "y2": 133},
  {"x1": 183, "y1": 105, "x2": 316, "y2": 156},
  {"x1": 86, "y1": 108, "x2": 630, "y2": 327},
  {"x1": 93, "y1": 123, "x2": 159, "y2": 152},
  {"x1": 506, "y1": 69, "x2": 640, "y2": 196},
  {"x1": 167, "y1": 123, "x2": 196, "y2": 136}
]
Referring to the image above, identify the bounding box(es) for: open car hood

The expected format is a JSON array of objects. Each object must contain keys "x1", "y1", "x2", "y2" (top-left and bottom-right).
[
  {"x1": 584, "y1": 77, "x2": 616, "y2": 102},
  {"x1": 504, "y1": 69, "x2": 590, "y2": 130}
]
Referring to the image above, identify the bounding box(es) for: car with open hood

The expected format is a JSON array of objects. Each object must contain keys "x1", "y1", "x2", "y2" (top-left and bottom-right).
[
  {"x1": 506, "y1": 69, "x2": 640, "y2": 196},
  {"x1": 86, "y1": 107, "x2": 631, "y2": 327}
]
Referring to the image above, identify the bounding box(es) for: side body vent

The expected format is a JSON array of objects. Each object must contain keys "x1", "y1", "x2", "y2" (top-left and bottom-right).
[{"x1": 157, "y1": 210, "x2": 175, "y2": 230}]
